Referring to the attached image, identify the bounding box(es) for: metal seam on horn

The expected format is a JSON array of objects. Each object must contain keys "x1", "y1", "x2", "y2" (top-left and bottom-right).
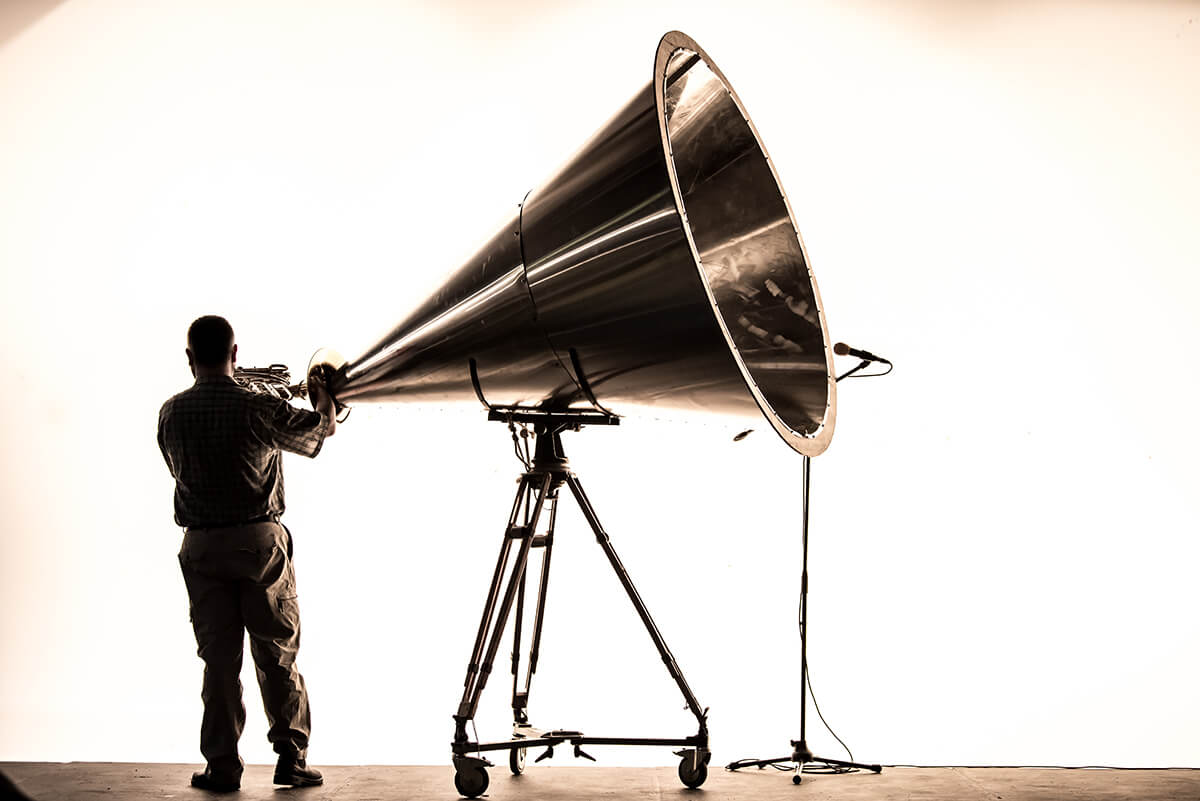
[{"x1": 517, "y1": 189, "x2": 585, "y2": 400}]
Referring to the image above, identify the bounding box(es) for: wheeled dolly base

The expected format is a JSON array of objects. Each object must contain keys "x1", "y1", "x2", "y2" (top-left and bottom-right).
[
  {"x1": 450, "y1": 411, "x2": 710, "y2": 797},
  {"x1": 453, "y1": 731, "x2": 711, "y2": 797}
]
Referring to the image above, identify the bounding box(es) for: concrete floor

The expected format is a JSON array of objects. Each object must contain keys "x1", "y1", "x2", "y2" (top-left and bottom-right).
[{"x1": 4, "y1": 762, "x2": 1200, "y2": 801}]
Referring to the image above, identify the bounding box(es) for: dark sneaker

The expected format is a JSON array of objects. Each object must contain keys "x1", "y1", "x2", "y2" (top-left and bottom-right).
[
  {"x1": 273, "y1": 758, "x2": 323, "y2": 787},
  {"x1": 190, "y1": 770, "x2": 240, "y2": 793}
]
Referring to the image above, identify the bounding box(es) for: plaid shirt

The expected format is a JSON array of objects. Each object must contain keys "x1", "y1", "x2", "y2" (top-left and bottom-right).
[{"x1": 158, "y1": 375, "x2": 330, "y2": 528}]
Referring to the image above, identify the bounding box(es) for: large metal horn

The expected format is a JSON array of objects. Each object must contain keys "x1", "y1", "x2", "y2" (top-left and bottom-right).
[{"x1": 330, "y1": 30, "x2": 836, "y2": 456}]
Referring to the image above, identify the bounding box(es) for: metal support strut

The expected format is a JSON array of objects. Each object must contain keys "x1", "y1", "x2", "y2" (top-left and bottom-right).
[{"x1": 450, "y1": 414, "x2": 710, "y2": 797}]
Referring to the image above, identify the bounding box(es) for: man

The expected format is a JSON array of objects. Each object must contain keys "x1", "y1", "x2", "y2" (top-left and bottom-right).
[{"x1": 157, "y1": 315, "x2": 339, "y2": 793}]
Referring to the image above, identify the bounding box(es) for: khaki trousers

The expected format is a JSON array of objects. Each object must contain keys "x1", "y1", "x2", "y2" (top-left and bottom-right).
[{"x1": 178, "y1": 522, "x2": 311, "y2": 779}]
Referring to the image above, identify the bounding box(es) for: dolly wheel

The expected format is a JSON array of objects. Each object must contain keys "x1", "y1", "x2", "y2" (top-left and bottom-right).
[
  {"x1": 509, "y1": 747, "x2": 526, "y2": 775},
  {"x1": 454, "y1": 765, "x2": 489, "y2": 798},
  {"x1": 678, "y1": 755, "x2": 708, "y2": 789}
]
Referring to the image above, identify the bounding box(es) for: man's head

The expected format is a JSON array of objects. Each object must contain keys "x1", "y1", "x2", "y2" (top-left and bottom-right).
[{"x1": 186, "y1": 315, "x2": 237, "y2": 377}]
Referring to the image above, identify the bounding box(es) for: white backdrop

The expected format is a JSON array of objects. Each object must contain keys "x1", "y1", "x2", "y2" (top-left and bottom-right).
[{"x1": 1, "y1": 0, "x2": 1197, "y2": 770}]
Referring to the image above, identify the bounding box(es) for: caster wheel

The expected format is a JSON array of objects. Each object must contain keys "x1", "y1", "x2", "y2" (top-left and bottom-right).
[
  {"x1": 792, "y1": 773, "x2": 802, "y2": 785},
  {"x1": 454, "y1": 765, "x2": 490, "y2": 798},
  {"x1": 678, "y1": 755, "x2": 708, "y2": 789},
  {"x1": 509, "y1": 747, "x2": 526, "y2": 775}
]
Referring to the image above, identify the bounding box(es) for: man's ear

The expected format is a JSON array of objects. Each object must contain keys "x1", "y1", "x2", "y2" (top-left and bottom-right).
[
  {"x1": 186, "y1": 348, "x2": 196, "y2": 376},
  {"x1": 230, "y1": 343, "x2": 238, "y2": 367}
]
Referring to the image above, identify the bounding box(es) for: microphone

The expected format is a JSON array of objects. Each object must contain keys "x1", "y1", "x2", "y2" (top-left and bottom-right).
[{"x1": 833, "y1": 342, "x2": 890, "y2": 363}]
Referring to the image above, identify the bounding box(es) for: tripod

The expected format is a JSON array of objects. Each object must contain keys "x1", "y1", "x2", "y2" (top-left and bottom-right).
[
  {"x1": 449, "y1": 410, "x2": 710, "y2": 798},
  {"x1": 726, "y1": 454, "x2": 882, "y2": 783}
]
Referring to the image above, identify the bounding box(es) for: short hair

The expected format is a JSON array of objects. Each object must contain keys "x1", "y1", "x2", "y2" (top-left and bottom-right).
[{"x1": 187, "y1": 315, "x2": 235, "y2": 367}]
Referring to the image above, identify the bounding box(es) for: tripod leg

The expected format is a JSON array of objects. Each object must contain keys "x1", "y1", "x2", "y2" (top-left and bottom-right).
[
  {"x1": 508, "y1": 488, "x2": 558, "y2": 776},
  {"x1": 512, "y1": 488, "x2": 558, "y2": 724},
  {"x1": 476, "y1": 473, "x2": 552, "y2": 689},
  {"x1": 809, "y1": 755, "x2": 882, "y2": 773},
  {"x1": 563, "y1": 474, "x2": 708, "y2": 730},
  {"x1": 457, "y1": 488, "x2": 522, "y2": 725},
  {"x1": 510, "y1": 556, "x2": 528, "y2": 719},
  {"x1": 454, "y1": 472, "x2": 552, "y2": 744}
]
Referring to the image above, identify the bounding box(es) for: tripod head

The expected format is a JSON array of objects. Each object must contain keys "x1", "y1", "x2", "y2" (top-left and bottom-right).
[{"x1": 486, "y1": 407, "x2": 619, "y2": 474}]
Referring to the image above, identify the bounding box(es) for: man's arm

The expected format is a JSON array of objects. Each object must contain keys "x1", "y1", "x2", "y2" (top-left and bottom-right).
[
  {"x1": 157, "y1": 402, "x2": 176, "y2": 476},
  {"x1": 308, "y1": 374, "x2": 337, "y2": 438},
  {"x1": 251, "y1": 393, "x2": 332, "y2": 458}
]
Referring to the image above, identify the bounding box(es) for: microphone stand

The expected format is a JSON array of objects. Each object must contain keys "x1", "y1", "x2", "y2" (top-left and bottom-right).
[
  {"x1": 837, "y1": 359, "x2": 873, "y2": 382},
  {"x1": 726, "y1": 359, "x2": 883, "y2": 784}
]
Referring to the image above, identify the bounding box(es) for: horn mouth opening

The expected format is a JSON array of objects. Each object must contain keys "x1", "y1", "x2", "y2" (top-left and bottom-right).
[{"x1": 655, "y1": 31, "x2": 836, "y2": 456}]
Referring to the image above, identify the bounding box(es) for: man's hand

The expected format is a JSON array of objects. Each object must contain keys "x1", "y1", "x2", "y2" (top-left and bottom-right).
[{"x1": 308, "y1": 373, "x2": 338, "y2": 437}]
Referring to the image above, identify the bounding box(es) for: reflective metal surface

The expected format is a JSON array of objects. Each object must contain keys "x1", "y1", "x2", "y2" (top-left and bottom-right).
[
  {"x1": 657, "y1": 35, "x2": 835, "y2": 452},
  {"x1": 335, "y1": 217, "x2": 580, "y2": 407},
  {"x1": 333, "y1": 31, "x2": 835, "y2": 455}
]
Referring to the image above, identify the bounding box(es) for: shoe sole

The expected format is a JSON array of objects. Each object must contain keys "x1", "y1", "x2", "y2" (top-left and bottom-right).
[
  {"x1": 191, "y1": 780, "x2": 240, "y2": 792},
  {"x1": 273, "y1": 775, "x2": 324, "y2": 787}
]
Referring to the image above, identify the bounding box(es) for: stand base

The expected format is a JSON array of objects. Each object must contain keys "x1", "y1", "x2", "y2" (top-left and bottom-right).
[{"x1": 726, "y1": 744, "x2": 882, "y2": 784}]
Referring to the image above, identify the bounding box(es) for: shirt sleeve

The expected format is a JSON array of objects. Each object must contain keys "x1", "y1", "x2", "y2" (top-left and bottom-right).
[
  {"x1": 157, "y1": 401, "x2": 176, "y2": 475},
  {"x1": 250, "y1": 395, "x2": 330, "y2": 458}
]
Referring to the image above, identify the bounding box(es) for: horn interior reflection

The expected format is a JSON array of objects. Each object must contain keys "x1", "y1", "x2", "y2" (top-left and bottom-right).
[{"x1": 662, "y1": 46, "x2": 832, "y2": 440}]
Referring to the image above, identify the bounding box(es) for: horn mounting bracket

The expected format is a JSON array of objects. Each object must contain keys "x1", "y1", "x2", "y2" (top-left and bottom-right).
[{"x1": 469, "y1": 357, "x2": 620, "y2": 429}]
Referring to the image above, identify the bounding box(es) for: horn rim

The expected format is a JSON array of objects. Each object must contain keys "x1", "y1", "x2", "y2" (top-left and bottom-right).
[{"x1": 653, "y1": 30, "x2": 837, "y2": 457}]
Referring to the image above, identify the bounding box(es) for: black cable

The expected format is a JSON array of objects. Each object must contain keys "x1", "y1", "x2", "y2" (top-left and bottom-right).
[
  {"x1": 801, "y1": 762, "x2": 856, "y2": 774},
  {"x1": 884, "y1": 764, "x2": 1200, "y2": 771},
  {"x1": 844, "y1": 361, "x2": 893, "y2": 378},
  {"x1": 804, "y1": 661, "x2": 856, "y2": 768},
  {"x1": 508, "y1": 419, "x2": 531, "y2": 470},
  {"x1": 797, "y1": 537, "x2": 857, "y2": 772},
  {"x1": 724, "y1": 595, "x2": 860, "y2": 775},
  {"x1": 724, "y1": 757, "x2": 854, "y2": 774},
  {"x1": 836, "y1": 361, "x2": 893, "y2": 381}
]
